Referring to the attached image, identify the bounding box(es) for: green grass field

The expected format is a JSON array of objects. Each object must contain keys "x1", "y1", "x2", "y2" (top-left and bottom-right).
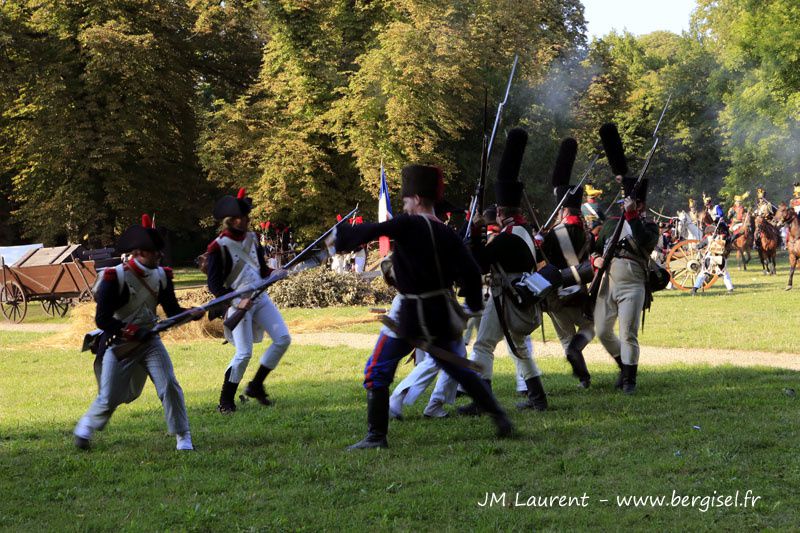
[
  {"x1": 1, "y1": 254, "x2": 798, "y2": 530},
  {"x1": 1, "y1": 332, "x2": 798, "y2": 530}
]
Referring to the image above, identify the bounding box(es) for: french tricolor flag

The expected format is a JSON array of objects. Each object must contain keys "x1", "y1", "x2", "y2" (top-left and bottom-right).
[{"x1": 378, "y1": 162, "x2": 392, "y2": 257}]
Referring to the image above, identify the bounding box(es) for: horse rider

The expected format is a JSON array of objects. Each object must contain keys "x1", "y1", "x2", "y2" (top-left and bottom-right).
[
  {"x1": 687, "y1": 197, "x2": 700, "y2": 226},
  {"x1": 703, "y1": 193, "x2": 725, "y2": 228},
  {"x1": 790, "y1": 182, "x2": 800, "y2": 215},
  {"x1": 754, "y1": 187, "x2": 776, "y2": 248},
  {"x1": 727, "y1": 192, "x2": 749, "y2": 241},
  {"x1": 582, "y1": 183, "x2": 606, "y2": 236}
]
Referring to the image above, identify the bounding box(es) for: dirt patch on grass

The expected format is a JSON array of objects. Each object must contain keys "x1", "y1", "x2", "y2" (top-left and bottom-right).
[{"x1": 289, "y1": 333, "x2": 800, "y2": 371}]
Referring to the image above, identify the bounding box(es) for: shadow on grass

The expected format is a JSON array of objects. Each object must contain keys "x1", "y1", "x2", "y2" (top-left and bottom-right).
[{"x1": 1, "y1": 364, "x2": 798, "y2": 530}]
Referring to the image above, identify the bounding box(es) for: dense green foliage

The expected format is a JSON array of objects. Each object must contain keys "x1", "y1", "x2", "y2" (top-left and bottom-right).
[{"x1": 1, "y1": 0, "x2": 798, "y2": 245}]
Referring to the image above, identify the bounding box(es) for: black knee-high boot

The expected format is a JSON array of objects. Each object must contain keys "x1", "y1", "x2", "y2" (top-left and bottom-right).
[
  {"x1": 347, "y1": 387, "x2": 390, "y2": 450},
  {"x1": 516, "y1": 376, "x2": 548, "y2": 411},
  {"x1": 455, "y1": 375, "x2": 513, "y2": 438},
  {"x1": 457, "y1": 379, "x2": 491, "y2": 416},
  {"x1": 613, "y1": 356, "x2": 624, "y2": 389},
  {"x1": 566, "y1": 334, "x2": 591, "y2": 388},
  {"x1": 622, "y1": 364, "x2": 638, "y2": 395},
  {"x1": 218, "y1": 368, "x2": 238, "y2": 414},
  {"x1": 244, "y1": 365, "x2": 273, "y2": 406}
]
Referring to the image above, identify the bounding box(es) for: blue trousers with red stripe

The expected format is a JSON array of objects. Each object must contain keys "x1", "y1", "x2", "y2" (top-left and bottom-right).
[{"x1": 362, "y1": 334, "x2": 493, "y2": 406}]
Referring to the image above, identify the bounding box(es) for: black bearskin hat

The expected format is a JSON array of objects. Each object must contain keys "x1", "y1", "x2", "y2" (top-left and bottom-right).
[
  {"x1": 495, "y1": 128, "x2": 528, "y2": 208},
  {"x1": 551, "y1": 138, "x2": 582, "y2": 209},
  {"x1": 401, "y1": 165, "x2": 444, "y2": 202}
]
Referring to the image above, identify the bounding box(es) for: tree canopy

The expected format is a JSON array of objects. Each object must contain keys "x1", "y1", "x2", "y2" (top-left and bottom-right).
[{"x1": 1, "y1": 0, "x2": 798, "y2": 247}]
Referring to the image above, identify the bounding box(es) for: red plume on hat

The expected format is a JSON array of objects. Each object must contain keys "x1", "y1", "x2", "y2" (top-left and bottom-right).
[
  {"x1": 237, "y1": 188, "x2": 247, "y2": 200},
  {"x1": 141, "y1": 214, "x2": 153, "y2": 228},
  {"x1": 336, "y1": 214, "x2": 343, "y2": 222}
]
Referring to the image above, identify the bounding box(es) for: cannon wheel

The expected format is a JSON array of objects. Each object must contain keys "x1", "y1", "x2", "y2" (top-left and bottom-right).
[
  {"x1": 666, "y1": 239, "x2": 718, "y2": 291},
  {"x1": 41, "y1": 298, "x2": 70, "y2": 317},
  {"x1": 0, "y1": 281, "x2": 28, "y2": 323}
]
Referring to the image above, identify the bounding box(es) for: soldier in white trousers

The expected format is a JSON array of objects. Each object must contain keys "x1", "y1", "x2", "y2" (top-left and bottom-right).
[
  {"x1": 691, "y1": 221, "x2": 734, "y2": 295},
  {"x1": 74, "y1": 215, "x2": 202, "y2": 451},
  {"x1": 206, "y1": 189, "x2": 292, "y2": 413}
]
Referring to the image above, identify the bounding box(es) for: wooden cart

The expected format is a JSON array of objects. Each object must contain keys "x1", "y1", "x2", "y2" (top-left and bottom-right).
[{"x1": 0, "y1": 245, "x2": 98, "y2": 323}]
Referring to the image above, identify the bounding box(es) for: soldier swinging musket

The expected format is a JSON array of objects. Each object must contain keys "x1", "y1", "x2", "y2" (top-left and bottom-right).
[
  {"x1": 330, "y1": 164, "x2": 513, "y2": 450},
  {"x1": 73, "y1": 215, "x2": 204, "y2": 451},
  {"x1": 537, "y1": 138, "x2": 595, "y2": 389},
  {"x1": 590, "y1": 124, "x2": 660, "y2": 395},
  {"x1": 206, "y1": 188, "x2": 292, "y2": 414}
]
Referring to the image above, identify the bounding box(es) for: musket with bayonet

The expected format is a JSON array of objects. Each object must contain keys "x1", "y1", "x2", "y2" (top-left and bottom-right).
[
  {"x1": 602, "y1": 93, "x2": 671, "y2": 217},
  {"x1": 465, "y1": 54, "x2": 519, "y2": 240},
  {"x1": 223, "y1": 205, "x2": 359, "y2": 331},
  {"x1": 87, "y1": 206, "x2": 359, "y2": 358}
]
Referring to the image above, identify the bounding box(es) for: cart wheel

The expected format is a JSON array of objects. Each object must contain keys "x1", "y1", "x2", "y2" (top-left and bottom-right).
[
  {"x1": 78, "y1": 289, "x2": 94, "y2": 302},
  {"x1": 1, "y1": 281, "x2": 28, "y2": 323},
  {"x1": 666, "y1": 240, "x2": 718, "y2": 290},
  {"x1": 41, "y1": 298, "x2": 70, "y2": 317}
]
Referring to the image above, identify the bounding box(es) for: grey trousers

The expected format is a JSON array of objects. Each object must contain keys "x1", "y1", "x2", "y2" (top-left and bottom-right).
[
  {"x1": 594, "y1": 258, "x2": 646, "y2": 365},
  {"x1": 75, "y1": 337, "x2": 190, "y2": 438},
  {"x1": 547, "y1": 298, "x2": 595, "y2": 351}
]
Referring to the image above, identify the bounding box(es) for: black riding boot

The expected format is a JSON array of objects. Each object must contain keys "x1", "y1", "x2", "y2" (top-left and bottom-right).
[
  {"x1": 455, "y1": 375, "x2": 513, "y2": 437},
  {"x1": 613, "y1": 356, "x2": 624, "y2": 389},
  {"x1": 457, "y1": 379, "x2": 491, "y2": 416},
  {"x1": 244, "y1": 365, "x2": 273, "y2": 406},
  {"x1": 347, "y1": 387, "x2": 390, "y2": 450},
  {"x1": 566, "y1": 334, "x2": 591, "y2": 388},
  {"x1": 218, "y1": 368, "x2": 238, "y2": 414},
  {"x1": 622, "y1": 364, "x2": 638, "y2": 395},
  {"x1": 516, "y1": 376, "x2": 548, "y2": 411}
]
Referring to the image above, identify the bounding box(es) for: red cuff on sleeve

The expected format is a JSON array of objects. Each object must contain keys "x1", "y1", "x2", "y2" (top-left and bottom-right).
[
  {"x1": 624, "y1": 210, "x2": 638, "y2": 221},
  {"x1": 122, "y1": 324, "x2": 140, "y2": 340}
]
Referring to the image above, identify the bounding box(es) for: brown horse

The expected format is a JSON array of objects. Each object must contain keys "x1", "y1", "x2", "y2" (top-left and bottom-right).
[
  {"x1": 731, "y1": 210, "x2": 753, "y2": 270},
  {"x1": 774, "y1": 203, "x2": 800, "y2": 289},
  {"x1": 754, "y1": 215, "x2": 778, "y2": 275}
]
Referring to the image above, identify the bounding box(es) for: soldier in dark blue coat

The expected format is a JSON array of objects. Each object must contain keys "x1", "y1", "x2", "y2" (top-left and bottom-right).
[{"x1": 332, "y1": 164, "x2": 513, "y2": 450}]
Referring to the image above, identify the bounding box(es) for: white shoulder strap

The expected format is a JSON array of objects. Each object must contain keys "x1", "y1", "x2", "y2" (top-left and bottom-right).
[
  {"x1": 554, "y1": 224, "x2": 580, "y2": 266},
  {"x1": 509, "y1": 226, "x2": 536, "y2": 259}
]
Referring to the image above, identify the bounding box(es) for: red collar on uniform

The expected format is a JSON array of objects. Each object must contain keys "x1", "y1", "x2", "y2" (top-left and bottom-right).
[
  {"x1": 221, "y1": 229, "x2": 246, "y2": 242},
  {"x1": 126, "y1": 259, "x2": 151, "y2": 278},
  {"x1": 563, "y1": 215, "x2": 582, "y2": 226}
]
